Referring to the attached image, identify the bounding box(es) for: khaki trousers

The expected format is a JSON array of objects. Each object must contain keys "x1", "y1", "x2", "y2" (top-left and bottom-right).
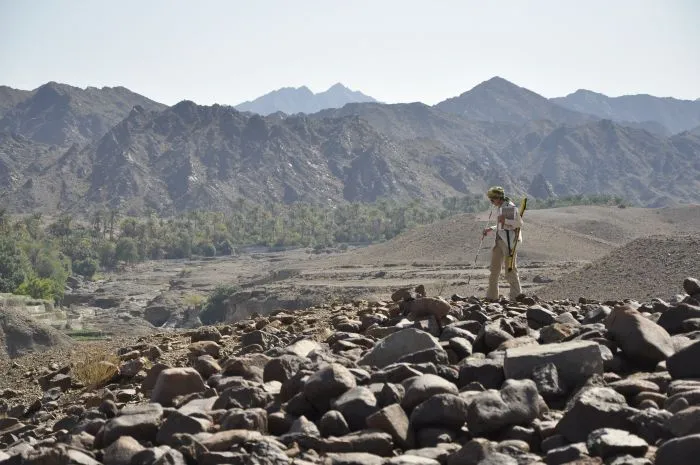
[{"x1": 487, "y1": 236, "x2": 522, "y2": 300}]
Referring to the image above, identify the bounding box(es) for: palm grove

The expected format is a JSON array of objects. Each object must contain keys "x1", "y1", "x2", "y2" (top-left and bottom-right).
[{"x1": 0, "y1": 193, "x2": 624, "y2": 303}]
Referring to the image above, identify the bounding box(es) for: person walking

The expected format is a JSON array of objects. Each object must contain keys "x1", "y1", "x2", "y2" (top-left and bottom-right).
[{"x1": 482, "y1": 186, "x2": 523, "y2": 301}]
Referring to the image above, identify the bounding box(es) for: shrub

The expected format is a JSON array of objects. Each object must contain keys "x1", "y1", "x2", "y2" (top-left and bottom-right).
[
  {"x1": 15, "y1": 275, "x2": 61, "y2": 302},
  {"x1": 0, "y1": 236, "x2": 28, "y2": 293},
  {"x1": 98, "y1": 241, "x2": 116, "y2": 268},
  {"x1": 115, "y1": 237, "x2": 139, "y2": 263},
  {"x1": 215, "y1": 239, "x2": 234, "y2": 256},
  {"x1": 196, "y1": 241, "x2": 216, "y2": 257},
  {"x1": 199, "y1": 284, "x2": 239, "y2": 324},
  {"x1": 72, "y1": 348, "x2": 121, "y2": 388},
  {"x1": 73, "y1": 258, "x2": 99, "y2": 278},
  {"x1": 183, "y1": 294, "x2": 205, "y2": 309}
]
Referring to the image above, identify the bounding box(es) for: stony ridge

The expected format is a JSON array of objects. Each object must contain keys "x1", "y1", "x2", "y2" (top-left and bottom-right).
[{"x1": 536, "y1": 235, "x2": 700, "y2": 302}]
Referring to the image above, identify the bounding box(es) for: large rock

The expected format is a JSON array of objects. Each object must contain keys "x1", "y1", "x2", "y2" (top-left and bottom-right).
[
  {"x1": 294, "y1": 431, "x2": 394, "y2": 456},
  {"x1": 401, "y1": 374, "x2": 458, "y2": 411},
  {"x1": 367, "y1": 404, "x2": 412, "y2": 449},
  {"x1": 264, "y1": 354, "x2": 312, "y2": 383},
  {"x1": 555, "y1": 387, "x2": 638, "y2": 442},
  {"x1": 466, "y1": 379, "x2": 543, "y2": 435},
  {"x1": 656, "y1": 303, "x2": 700, "y2": 334},
  {"x1": 655, "y1": 433, "x2": 700, "y2": 465},
  {"x1": 102, "y1": 436, "x2": 145, "y2": 465},
  {"x1": 303, "y1": 363, "x2": 357, "y2": 411},
  {"x1": 586, "y1": 428, "x2": 648, "y2": 459},
  {"x1": 458, "y1": 357, "x2": 504, "y2": 389},
  {"x1": 409, "y1": 393, "x2": 470, "y2": 431},
  {"x1": 359, "y1": 329, "x2": 445, "y2": 369},
  {"x1": 0, "y1": 306, "x2": 73, "y2": 359},
  {"x1": 666, "y1": 406, "x2": 700, "y2": 436},
  {"x1": 101, "y1": 404, "x2": 164, "y2": 447},
  {"x1": 667, "y1": 340, "x2": 700, "y2": 379},
  {"x1": 403, "y1": 297, "x2": 452, "y2": 320},
  {"x1": 331, "y1": 387, "x2": 379, "y2": 431},
  {"x1": 150, "y1": 367, "x2": 206, "y2": 406},
  {"x1": 503, "y1": 340, "x2": 603, "y2": 389},
  {"x1": 605, "y1": 303, "x2": 675, "y2": 366}
]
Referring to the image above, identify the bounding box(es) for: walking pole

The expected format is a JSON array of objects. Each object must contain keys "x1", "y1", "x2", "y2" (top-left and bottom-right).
[
  {"x1": 507, "y1": 197, "x2": 528, "y2": 272},
  {"x1": 467, "y1": 208, "x2": 493, "y2": 286}
]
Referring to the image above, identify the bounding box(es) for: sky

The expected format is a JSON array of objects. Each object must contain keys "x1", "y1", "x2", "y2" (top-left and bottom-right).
[{"x1": 1, "y1": 0, "x2": 698, "y2": 106}]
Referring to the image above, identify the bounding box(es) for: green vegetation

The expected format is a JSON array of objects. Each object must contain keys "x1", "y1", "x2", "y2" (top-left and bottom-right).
[
  {"x1": 0, "y1": 194, "x2": 629, "y2": 303},
  {"x1": 199, "y1": 284, "x2": 240, "y2": 325},
  {"x1": 524, "y1": 193, "x2": 629, "y2": 209}
]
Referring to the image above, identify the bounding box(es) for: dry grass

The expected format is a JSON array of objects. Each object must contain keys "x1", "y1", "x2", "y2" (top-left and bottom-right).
[
  {"x1": 72, "y1": 347, "x2": 120, "y2": 389},
  {"x1": 183, "y1": 293, "x2": 205, "y2": 309}
]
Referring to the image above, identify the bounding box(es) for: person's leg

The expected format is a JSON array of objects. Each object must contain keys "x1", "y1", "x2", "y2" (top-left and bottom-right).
[
  {"x1": 505, "y1": 249, "x2": 522, "y2": 300},
  {"x1": 487, "y1": 238, "x2": 504, "y2": 300}
]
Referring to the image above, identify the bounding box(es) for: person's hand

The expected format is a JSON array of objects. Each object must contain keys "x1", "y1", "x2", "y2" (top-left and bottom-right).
[{"x1": 482, "y1": 228, "x2": 491, "y2": 237}]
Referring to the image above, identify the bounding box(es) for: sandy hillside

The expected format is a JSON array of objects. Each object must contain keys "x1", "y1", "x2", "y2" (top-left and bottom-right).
[
  {"x1": 536, "y1": 234, "x2": 700, "y2": 302},
  {"x1": 321, "y1": 204, "x2": 700, "y2": 267}
]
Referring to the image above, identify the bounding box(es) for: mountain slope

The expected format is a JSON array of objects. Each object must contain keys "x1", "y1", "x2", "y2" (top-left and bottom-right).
[
  {"x1": 235, "y1": 83, "x2": 377, "y2": 115},
  {"x1": 502, "y1": 119, "x2": 700, "y2": 206},
  {"x1": 7, "y1": 101, "x2": 475, "y2": 214},
  {"x1": 0, "y1": 132, "x2": 92, "y2": 211},
  {"x1": 435, "y1": 76, "x2": 593, "y2": 125},
  {"x1": 2, "y1": 99, "x2": 699, "y2": 214},
  {"x1": 0, "y1": 86, "x2": 33, "y2": 118},
  {"x1": 320, "y1": 205, "x2": 700, "y2": 267},
  {"x1": 313, "y1": 101, "x2": 530, "y2": 195},
  {"x1": 0, "y1": 82, "x2": 167, "y2": 146},
  {"x1": 552, "y1": 89, "x2": 700, "y2": 134},
  {"x1": 1, "y1": 79, "x2": 699, "y2": 214}
]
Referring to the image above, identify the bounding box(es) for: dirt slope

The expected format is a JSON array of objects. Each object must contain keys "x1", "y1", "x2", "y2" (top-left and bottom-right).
[
  {"x1": 536, "y1": 234, "x2": 700, "y2": 302},
  {"x1": 322, "y1": 205, "x2": 700, "y2": 267}
]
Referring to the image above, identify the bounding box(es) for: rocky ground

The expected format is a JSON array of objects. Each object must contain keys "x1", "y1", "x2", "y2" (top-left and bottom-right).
[
  {"x1": 1, "y1": 274, "x2": 700, "y2": 464},
  {"x1": 1, "y1": 204, "x2": 700, "y2": 464}
]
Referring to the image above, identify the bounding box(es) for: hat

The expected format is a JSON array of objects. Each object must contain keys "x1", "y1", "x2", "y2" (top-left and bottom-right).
[{"x1": 487, "y1": 186, "x2": 505, "y2": 200}]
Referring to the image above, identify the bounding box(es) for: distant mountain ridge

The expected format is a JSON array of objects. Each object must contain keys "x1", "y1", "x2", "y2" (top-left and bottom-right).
[
  {"x1": 552, "y1": 89, "x2": 700, "y2": 134},
  {"x1": 235, "y1": 83, "x2": 378, "y2": 115},
  {"x1": 0, "y1": 76, "x2": 698, "y2": 214},
  {"x1": 435, "y1": 77, "x2": 593, "y2": 126},
  {"x1": 0, "y1": 82, "x2": 166, "y2": 146}
]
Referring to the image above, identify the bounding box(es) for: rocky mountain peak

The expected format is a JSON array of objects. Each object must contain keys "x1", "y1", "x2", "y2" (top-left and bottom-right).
[
  {"x1": 471, "y1": 76, "x2": 522, "y2": 93},
  {"x1": 434, "y1": 75, "x2": 591, "y2": 126},
  {"x1": 327, "y1": 82, "x2": 348, "y2": 91},
  {"x1": 235, "y1": 83, "x2": 377, "y2": 116},
  {"x1": 0, "y1": 81, "x2": 166, "y2": 146},
  {"x1": 30, "y1": 82, "x2": 71, "y2": 107}
]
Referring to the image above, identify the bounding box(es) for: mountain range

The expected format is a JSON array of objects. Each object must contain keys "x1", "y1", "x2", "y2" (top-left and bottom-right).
[
  {"x1": 553, "y1": 89, "x2": 700, "y2": 135},
  {"x1": 0, "y1": 77, "x2": 698, "y2": 215},
  {"x1": 234, "y1": 83, "x2": 378, "y2": 116}
]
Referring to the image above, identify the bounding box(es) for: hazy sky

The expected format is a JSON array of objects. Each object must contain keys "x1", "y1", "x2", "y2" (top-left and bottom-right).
[{"x1": 1, "y1": 0, "x2": 698, "y2": 106}]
